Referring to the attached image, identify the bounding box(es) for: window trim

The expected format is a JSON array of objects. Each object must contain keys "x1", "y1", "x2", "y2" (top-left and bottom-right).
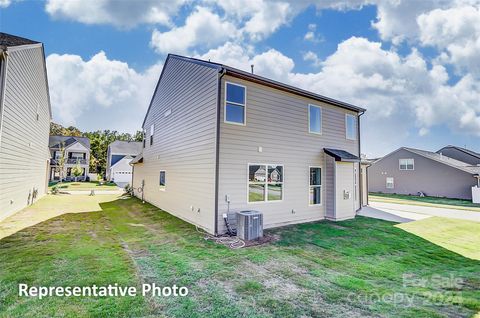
[
  {"x1": 345, "y1": 114, "x2": 357, "y2": 140},
  {"x1": 399, "y1": 158, "x2": 415, "y2": 170},
  {"x1": 386, "y1": 177, "x2": 394, "y2": 189},
  {"x1": 159, "y1": 170, "x2": 166, "y2": 191},
  {"x1": 308, "y1": 166, "x2": 323, "y2": 206},
  {"x1": 224, "y1": 81, "x2": 247, "y2": 126},
  {"x1": 308, "y1": 104, "x2": 323, "y2": 135},
  {"x1": 247, "y1": 163, "x2": 284, "y2": 204}
]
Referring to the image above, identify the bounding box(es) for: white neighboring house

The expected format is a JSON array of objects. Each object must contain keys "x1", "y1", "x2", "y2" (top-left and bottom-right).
[
  {"x1": 0, "y1": 33, "x2": 52, "y2": 221},
  {"x1": 49, "y1": 136, "x2": 91, "y2": 181},
  {"x1": 106, "y1": 140, "x2": 142, "y2": 186}
]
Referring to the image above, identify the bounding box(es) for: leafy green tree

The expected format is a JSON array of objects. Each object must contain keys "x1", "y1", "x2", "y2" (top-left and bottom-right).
[{"x1": 71, "y1": 161, "x2": 83, "y2": 182}]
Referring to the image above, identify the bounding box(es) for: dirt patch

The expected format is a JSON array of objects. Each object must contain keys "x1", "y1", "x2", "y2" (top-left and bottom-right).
[{"x1": 243, "y1": 234, "x2": 280, "y2": 248}]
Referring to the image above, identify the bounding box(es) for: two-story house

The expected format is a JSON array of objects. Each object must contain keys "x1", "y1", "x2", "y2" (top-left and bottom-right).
[
  {"x1": 49, "y1": 136, "x2": 90, "y2": 182},
  {"x1": 0, "y1": 33, "x2": 52, "y2": 221},
  {"x1": 131, "y1": 54, "x2": 366, "y2": 235},
  {"x1": 106, "y1": 140, "x2": 142, "y2": 185}
]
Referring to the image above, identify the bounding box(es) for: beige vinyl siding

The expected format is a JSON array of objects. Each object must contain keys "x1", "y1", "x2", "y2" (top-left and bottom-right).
[
  {"x1": 324, "y1": 155, "x2": 336, "y2": 219},
  {"x1": 217, "y1": 75, "x2": 359, "y2": 232},
  {"x1": 0, "y1": 46, "x2": 51, "y2": 220},
  {"x1": 132, "y1": 57, "x2": 218, "y2": 233}
]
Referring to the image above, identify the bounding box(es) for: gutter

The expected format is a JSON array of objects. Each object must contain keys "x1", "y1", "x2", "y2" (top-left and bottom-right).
[
  {"x1": 357, "y1": 110, "x2": 365, "y2": 209},
  {"x1": 0, "y1": 45, "x2": 9, "y2": 148},
  {"x1": 214, "y1": 68, "x2": 226, "y2": 236}
]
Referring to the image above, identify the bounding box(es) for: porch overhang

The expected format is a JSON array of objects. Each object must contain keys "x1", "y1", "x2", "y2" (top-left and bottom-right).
[
  {"x1": 130, "y1": 154, "x2": 143, "y2": 165},
  {"x1": 324, "y1": 148, "x2": 360, "y2": 162}
]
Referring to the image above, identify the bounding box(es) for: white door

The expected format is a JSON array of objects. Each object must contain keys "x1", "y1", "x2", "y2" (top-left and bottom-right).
[{"x1": 112, "y1": 171, "x2": 132, "y2": 183}]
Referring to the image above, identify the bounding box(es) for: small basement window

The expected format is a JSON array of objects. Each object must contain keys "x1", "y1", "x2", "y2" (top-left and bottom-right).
[
  {"x1": 159, "y1": 170, "x2": 166, "y2": 189},
  {"x1": 225, "y1": 82, "x2": 246, "y2": 125},
  {"x1": 386, "y1": 177, "x2": 394, "y2": 189},
  {"x1": 399, "y1": 158, "x2": 414, "y2": 170}
]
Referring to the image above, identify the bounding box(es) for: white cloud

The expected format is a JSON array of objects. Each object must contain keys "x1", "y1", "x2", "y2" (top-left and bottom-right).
[
  {"x1": 0, "y1": 0, "x2": 11, "y2": 8},
  {"x1": 418, "y1": 5, "x2": 480, "y2": 74},
  {"x1": 195, "y1": 42, "x2": 293, "y2": 80},
  {"x1": 46, "y1": 52, "x2": 161, "y2": 132},
  {"x1": 45, "y1": 0, "x2": 187, "y2": 28},
  {"x1": 150, "y1": 6, "x2": 237, "y2": 54},
  {"x1": 303, "y1": 51, "x2": 321, "y2": 67}
]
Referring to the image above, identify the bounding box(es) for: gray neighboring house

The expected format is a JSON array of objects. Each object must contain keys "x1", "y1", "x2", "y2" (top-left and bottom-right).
[
  {"x1": 0, "y1": 33, "x2": 52, "y2": 221},
  {"x1": 106, "y1": 140, "x2": 142, "y2": 185},
  {"x1": 437, "y1": 145, "x2": 480, "y2": 166},
  {"x1": 368, "y1": 147, "x2": 480, "y2": 200},
  {"x1": 131, "y1": 54, "x2": 367, "y2": 235},
  {"x1": 49, "y1": 136, "x2": 90, "y2": 181}
]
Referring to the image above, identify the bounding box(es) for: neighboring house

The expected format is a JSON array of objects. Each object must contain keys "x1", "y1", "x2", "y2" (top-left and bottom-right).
[
  {"x1": 49, "y1": 136, "x2": 90, "y2": 182},
  {"x1": 131, "y1": 54, "x2": 366, "y2": 235},
  {"x1": 0, "y1": 33, "x2": 52, "y2": 221},
  {"x1": 368, "y1": 147, "x2": 480, "y2": 200},
  {"x1": 106, "y1": 140, "x2": 142, "y2": 185},
  {"x1": 436, "y1": 145, "x2": 480, "y2": 166}
]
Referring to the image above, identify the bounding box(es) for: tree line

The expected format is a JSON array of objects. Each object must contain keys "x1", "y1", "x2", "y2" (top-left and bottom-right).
[{"x1": 50, "y1": 122, "x2": 143, "y2": 175}]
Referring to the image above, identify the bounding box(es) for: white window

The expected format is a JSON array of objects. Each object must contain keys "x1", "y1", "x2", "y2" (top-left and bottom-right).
[
  {"x1": 150, "y1": 124, "x2": 154, "y2": 146},
  {"x1": 346, "y1": 114, "x2": 357, "y2": 140},
  {"x1": 399, "y1": 158, "x2": 414, "y2": 170},
  {"x1": 308, "y1": 105, "x2": 322, "y2": 134},
  {"x1": 159, "y1": 170, "x2": 166, "y2": 189},
  {"x1": 309, "y1": 167, "x2": 322, "y2": 205},
  {"x1": 248, "y1": 164, "x2": 283, "y2": 202},
  {"x1": 386, "y1": 177, "x2": 394, "y2": 189},
  {"x1": 225, "y1": 82, "x2": 246, "y2": 125}
]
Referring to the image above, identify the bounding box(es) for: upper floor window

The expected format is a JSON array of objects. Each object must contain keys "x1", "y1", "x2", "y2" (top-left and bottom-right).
[
  {"x1": 399, "y1": 158, "x2": 414, "y2": 170},
  {"x1": 225, "y1": 82, "x2": 246, "y2": 125},
  {"x1": 309, "y1": 105, "x2": 322, "y2": 134},
  {"x1": 346, "y1": 114, "x2": 357, "y2": 140},
  {"x1": 150, "y1": 124, "x2": 154, "y2": 146}
]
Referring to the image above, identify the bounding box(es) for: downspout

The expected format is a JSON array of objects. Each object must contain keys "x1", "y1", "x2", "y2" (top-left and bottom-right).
[
  {"x1": 214, "y1": 68, "x2": 226, "y2": 236},
  {"x1": 0, "y1": 46, "x2": 9, "y2": 148},
  {"x1": 357, "y1": 110, "x2": 365, "y2": 209}
]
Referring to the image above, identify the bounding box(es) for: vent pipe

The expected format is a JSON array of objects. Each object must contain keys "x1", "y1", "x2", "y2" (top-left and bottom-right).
[{"x1": 251, "y1": 64, "x2": 254, "y2": 74}]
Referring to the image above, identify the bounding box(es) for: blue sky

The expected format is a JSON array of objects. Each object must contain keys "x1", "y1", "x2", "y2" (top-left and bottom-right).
[{"x1": 1, "y1": 0, "x2": 480, "y2": 157}]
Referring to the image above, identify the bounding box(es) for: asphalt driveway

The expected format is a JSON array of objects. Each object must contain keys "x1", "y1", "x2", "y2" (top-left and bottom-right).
[{"x1": 362, "y1": 201, "x2": 480, "y2": 223}]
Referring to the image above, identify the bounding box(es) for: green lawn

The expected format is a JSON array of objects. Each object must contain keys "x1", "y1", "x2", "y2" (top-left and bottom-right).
[
  {"x1": 0, "y1": 196, "x2": 479, "y2": 317},
  {"x1": 49, "y1": 181, "x2": 119, "y2": 191},
  {"x1": 370, "y1": 192, "x2": 480, "y2": 212}
]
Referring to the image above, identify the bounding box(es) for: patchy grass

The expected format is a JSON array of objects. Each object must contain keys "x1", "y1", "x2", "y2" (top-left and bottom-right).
[
  {"x1": 0, "y1": 196, "x2": 479, "y2": 317},
  {"x1": 49, "y1": 181, "x2": 119, "y2": 191},
  {"x1": 396, "y1": 217, "x2": 480, "y2": 260},
  {"x1": 370, "y1": 192, "x2": 480, "y2": 212}
]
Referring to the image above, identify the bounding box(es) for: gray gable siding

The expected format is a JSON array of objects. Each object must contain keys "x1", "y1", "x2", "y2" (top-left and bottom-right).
[
  {"x1": 131, "y1": 57, "x2": 219, "y2": 233},
  {"x1": 217, "y1": 75, "x2": 359, "y2": 232},
  {"x1": 369, "y1": 148, "x2": 477, "y2": 199},
  {"x1": 0, "y1": 46, "x2": 51, "y2": 220}
]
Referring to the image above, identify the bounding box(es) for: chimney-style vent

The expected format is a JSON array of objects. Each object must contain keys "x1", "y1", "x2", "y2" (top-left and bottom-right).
[{"x1": 251, "y1": 64, "x2": 254, "y2": 74}]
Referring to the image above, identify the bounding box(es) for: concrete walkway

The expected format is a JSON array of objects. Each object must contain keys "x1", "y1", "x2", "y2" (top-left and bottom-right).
[
  {"x1": 358, "y1": 205, "x2": 430, "y2": 223},
  {"x1": 363, "y1": 201, "x2": 480, "y2": 223}
]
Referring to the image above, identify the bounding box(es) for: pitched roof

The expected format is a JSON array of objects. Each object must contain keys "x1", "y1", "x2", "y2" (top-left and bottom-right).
[
  {"x1": 403, "y1": 147, "x2": 480, "y2": 175},
  {"x1": 324, "y1": 148, "x2": 360, "y2": 162},
  {"x1": 0, "y1": 32, "x2": 39, "y2": 47},
  {"x1": 143, "y1": 54, "x2": 366, "y2": 127},
  {"x1": 108, "y1": 140, "x2": 142, "y2": 155},
  {"x1": 49, "y1": 135, "x2": 90, "y2": 149},
  {"x1": 437, "y1": 145, "x2": 480, "y2": 159}
]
